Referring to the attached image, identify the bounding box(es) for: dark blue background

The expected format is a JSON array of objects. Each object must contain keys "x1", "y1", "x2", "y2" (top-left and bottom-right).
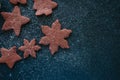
[{"x1": 0, "y1": 0, "x2": 120, "y2": 80}]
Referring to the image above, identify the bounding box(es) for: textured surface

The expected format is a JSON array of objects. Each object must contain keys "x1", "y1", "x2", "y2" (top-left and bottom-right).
[{"x1": 0, "y1": 0, "x2": 120, "y2": 80}]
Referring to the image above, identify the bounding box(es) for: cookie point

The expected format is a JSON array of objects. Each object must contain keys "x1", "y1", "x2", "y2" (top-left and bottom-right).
[
  {"x1": 27, "y1": 18, "x2": 30, "y2": 22},
  {"x1": 15, "y1": 6, "x2": 19, "y2": 9},
  {"x1": 24, "y1": 56, "x2": 27, "y2": 59},
  {"x1": 56, "y1": 19, "x2": 59, "y2": 22},
  {"x1": 24, "y1": 39, "x2": 27, "y2": 41},
  {"x1": 35, "y1": 12, "x2": 41, "y2": 16},
  {"x1": 33, "y1": 55, "x2": 36, "y2": 58},
  {"x1": 33, "y1": 38, "x2": 36, "y2": 41},
  {"x1": 15, "y1": 33, "x2": 20, "y2": 36},
  {"x1": 2, "y1": 27, "x2": 5, "y2": 30},
  {"x1": 8, "y1": 64, "x2": 14, "y2": 69},
  {"x1": 39, "y1": 41, "x2": 42, "y2": 44},
  {"x1": 41, "y1": 25, "x2": 44, "y2": 27},
  {"x1": 69, "y1": 30, "x2": 72, "y2": 33},
  {"x1": 67, "y1": 45, "x2": 70, "y2": 48},
  {"x1": 51, "y1": 51, "x2": 55, "y2": 55},
  {"x1": 12, "y1": 46, "x2": 17, "y2": 49}
]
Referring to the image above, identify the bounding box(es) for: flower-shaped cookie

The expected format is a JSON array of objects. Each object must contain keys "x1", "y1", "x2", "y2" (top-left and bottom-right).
[
  {"x1": 39, "y1": 20, "x2": 72, "y2": 54},
  {"x1": 19, "y1": 39, "x2": 41, "y2": 58},
  {"x1": 33, "y1": 0, "x2": 58, "y2": 16}
]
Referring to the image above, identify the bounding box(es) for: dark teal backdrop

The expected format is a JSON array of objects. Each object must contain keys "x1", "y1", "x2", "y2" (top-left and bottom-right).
[{"x1": 0, "y1": 0, "x2": 120, "y2": 80}]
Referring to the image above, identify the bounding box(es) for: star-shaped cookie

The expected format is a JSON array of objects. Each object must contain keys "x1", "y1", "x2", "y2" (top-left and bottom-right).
[
  {"x1": 39, "y1": 19, "x2": 72, "y2": 54},
  {"x1": 10, "y1": 0, "x2": 27, "y2": 4},
  {"x1": 19, "y1": 39, "x2": 41, "y2": 58},
  {"x1": 33, "y1": 0, "x2": 58, "y2": 16},
  {"x1": 1, "y1": 6, "x2": 30, "y2": 36},
  {"x1": 0, "y1": 46, "x2": 22, "y2": 69}
]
